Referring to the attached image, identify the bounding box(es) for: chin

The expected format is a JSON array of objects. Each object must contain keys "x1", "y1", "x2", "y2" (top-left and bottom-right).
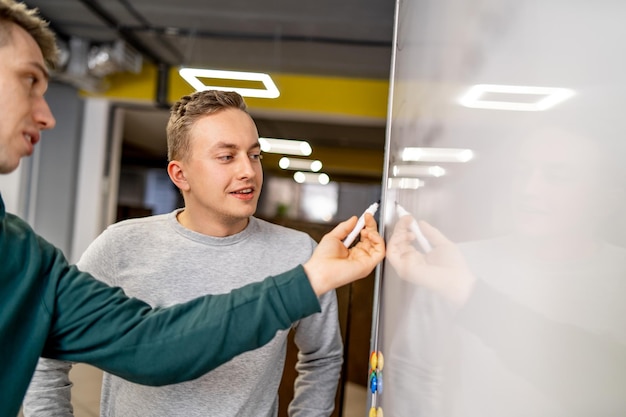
[
  {"x1": 0, "y1": 158, "x2": 20, "y2": 174},
  {"x1": 231, "y1": 207, "x2": 257, "y2": 220}
]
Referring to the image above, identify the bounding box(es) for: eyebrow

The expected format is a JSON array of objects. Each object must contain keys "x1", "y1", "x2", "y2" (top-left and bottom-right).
[
  {"x1": 212, "y1": 141, "x2": 261, "y2": 151},
  {"x1": 29, "y1": 61, "x2": 50, "y2": 80}
]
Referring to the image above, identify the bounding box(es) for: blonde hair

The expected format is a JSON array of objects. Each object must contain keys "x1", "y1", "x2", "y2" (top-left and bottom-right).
[
  {"x1": 167, "y1": 90, "x2": 248, "y2": 162},
  {"x1": 0, "y1": 0, "x2": 58, "y2": 69}
]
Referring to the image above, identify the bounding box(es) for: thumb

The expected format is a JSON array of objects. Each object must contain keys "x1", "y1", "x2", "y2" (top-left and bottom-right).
[{"x1": 326, "y1": 216, "x2": 358, "y2": 241}]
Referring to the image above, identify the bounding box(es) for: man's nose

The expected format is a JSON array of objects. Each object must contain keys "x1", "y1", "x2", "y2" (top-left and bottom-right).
[{"x1": 34, "y1": 96, "x2": 56, "y2": 130}]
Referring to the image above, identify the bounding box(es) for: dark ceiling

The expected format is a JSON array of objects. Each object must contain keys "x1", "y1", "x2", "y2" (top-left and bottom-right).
[
  {"x1": 23, "y1": 0, "x2": 396, "y2": 181},
  {"x1": 24, "y1": 0, "x2": 395, "y2": 78}
]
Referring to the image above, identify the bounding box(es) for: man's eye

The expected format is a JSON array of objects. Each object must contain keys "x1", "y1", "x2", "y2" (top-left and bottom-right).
[
  {"x1": 250, "y1": 153, "x2": 263, "y2": 161},
  {"x1": 218, "y1": 155, "x2": 234, "y2": 162},
  {"x1": 30, "y1": 72, "x2": 42, "y2": 83},
  {"x1": 25, "y1": 75, "x2": 37, "y2": 86}
]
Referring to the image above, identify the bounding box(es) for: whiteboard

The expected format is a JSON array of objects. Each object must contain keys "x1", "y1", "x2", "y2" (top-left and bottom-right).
[{"x1": 370, "y1": 1, "x2": 626, "y2": 416}]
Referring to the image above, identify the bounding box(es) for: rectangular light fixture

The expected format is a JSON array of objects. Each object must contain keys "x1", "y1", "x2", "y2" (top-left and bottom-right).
[
  {"x1": 179, "y1": 67, "x2": 280, "y2": 98},
  {"x1": 459, "y1": 84, "x2": 575, "y2": 111},
  {"x1": 387, "y1": 178, "x2": 424, "y2": 190},
  {"x1": 279, "y1": 157, "x2": 322, "y2": 172},
  {"x1": 259, "y1": 138, "x2": 312, "y2": 156},
  {"x1": 401, "y1": 147, "x2": 474, "y2": 163},
  {"x1": 392, "y1": 164, "x2": 446, "y2": 178},
  {"x1": 293, "y1": 171, "x2": 330, "y2": 185}
]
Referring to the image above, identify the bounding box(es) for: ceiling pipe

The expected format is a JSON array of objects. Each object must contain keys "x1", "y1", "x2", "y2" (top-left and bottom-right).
[
  {"x1": 130, "y1": 26, "x2": 391, "y2": 49},
  {"x1": 156, "y1": 63, "x2": 170, "y2": 109},
  {"x1": 76, "y1": 0, "x2": 175, "y2": 107},
  {"x1": 76, "y1": 0, "x2": 163, "y2": 64}
]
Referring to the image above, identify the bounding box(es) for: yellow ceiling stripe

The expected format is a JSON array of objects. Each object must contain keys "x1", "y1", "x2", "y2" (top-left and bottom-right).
[{"x1": 87, "y1": 63, "x2": 389, "y2": 120}]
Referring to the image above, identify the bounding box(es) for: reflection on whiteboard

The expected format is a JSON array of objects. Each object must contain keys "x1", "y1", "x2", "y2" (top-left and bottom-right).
[{"x1": 373, "y1": 1, "x2": 626, "y2": 416}]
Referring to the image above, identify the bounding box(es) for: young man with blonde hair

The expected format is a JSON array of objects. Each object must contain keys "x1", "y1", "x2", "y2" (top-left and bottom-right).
[{"x1": 26, "y1": 90, "x2": 345, "y2": 416}]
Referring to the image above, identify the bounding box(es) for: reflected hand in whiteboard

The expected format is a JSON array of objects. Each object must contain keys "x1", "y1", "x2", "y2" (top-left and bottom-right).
[
  {"x1": 387, "y1": 215, "x2": 476, "y2": 306},
  {"x1": 395, "y1": 202, "x2": 432, "y2": 253}
]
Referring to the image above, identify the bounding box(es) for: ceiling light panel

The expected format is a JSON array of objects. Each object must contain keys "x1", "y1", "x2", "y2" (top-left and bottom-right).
[
  {"x1": 392, "y1": 164, "x2": 446, "y2": 178},
  {"x1": 459, "y1": 84, "x2": 575, "y2": 111},
  {"x1": 293, "y1": 172, "x2": 330, "y2": 185},
  {"x1": 179, "y1": 67, "x2": 280, "y2": 99},
  {"x1": 401, "y1": 147, "x2": 474, "y2": 163},
  {"x1": 387, "y1": 178, "x2": 424, "y2": 189},
  {"x1": 259, "y1": 138, "x2": 312, "y2": 156},
  {"x1": 279, "y1": 157, "x2": 323, "y2": 172}
]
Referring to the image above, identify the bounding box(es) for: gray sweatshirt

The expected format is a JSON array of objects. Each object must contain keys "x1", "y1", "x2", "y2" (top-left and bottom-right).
[{"x1": 24, "y1": 211, "x2": 343, "y2": 417}]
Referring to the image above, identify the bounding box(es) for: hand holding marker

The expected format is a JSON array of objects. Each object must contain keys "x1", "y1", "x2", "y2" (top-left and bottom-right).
[
  {"x1": 342, "y1": 201, "x2": 380, "y2": 248},
  {"x1": 395, "y1": 202, "x2": 432, "y2": 253}
]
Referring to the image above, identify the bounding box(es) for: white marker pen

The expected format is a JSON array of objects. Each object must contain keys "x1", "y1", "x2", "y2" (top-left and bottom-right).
[
  {"x1": 395, "y1": 202, "x2": 432, "y2": 253},
  {"x1": 343, "y1": 201, "x2": 380, "y2": 248}
]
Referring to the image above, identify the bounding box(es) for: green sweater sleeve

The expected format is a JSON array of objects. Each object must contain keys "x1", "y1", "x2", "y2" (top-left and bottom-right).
[{"x1": 42, "y1": 243, "x2": 321, "y2": 386}]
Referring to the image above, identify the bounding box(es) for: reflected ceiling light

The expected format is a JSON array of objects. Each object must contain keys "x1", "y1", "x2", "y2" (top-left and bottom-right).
[
  {"x1": 388, "y1": 178, "x2": 424, "y2": 190},
  {"x1": 259, "y1": 138, "x2": 312, "y2": 156},
  {"x1": 279, "y1": 157, "x2": 323, "y2": 172},
  {"x1": 401, "y1": 147, "x2": 474, "y2": 163},
  {"x1": 179, "y1": 67, "x2": 280, "y2": 98},
  {"x1": 392, "y1": 164, "x2": 446, "y2": 178},
  {"x1": 459, "y1": 84, "x2": 575, "y2": 111},
  {"x1": 294, "y1": 171, "x2": 330, "y2": 185}
]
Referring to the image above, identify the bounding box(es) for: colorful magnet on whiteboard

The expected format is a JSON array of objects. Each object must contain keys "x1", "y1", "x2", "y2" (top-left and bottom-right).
[
  {"x1": 370, "y1": 372, "x2": 378, "y2": 393},
  {"x1": 377, "y1": 352, "x2": 385, "y2": 371},
  {"x1": 370, "y1": 351, "x2": 378, "y2": 370}
]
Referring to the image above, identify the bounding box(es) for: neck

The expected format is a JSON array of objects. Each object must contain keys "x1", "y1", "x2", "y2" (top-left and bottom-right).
[{"x1": 176, "y1": 208, "x2": 249, "y2": 237}]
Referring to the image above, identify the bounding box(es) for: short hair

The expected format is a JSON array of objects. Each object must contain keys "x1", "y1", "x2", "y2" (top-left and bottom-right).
[
  {"x1": 167, "y1": 90, "x2": 249, "y2": 162},
  {"x1": 0, "y1": 0, "x2": 58, "y2": 69}
]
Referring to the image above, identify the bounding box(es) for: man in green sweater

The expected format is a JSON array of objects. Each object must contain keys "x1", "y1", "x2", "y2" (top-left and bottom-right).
[{"x1": 0, "y1": 1, "x2": 385, "y2": 416}]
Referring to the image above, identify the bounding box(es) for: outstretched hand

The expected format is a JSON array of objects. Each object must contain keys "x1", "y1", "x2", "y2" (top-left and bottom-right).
[
  {"x1": 304, "y1": 213, "x2": 385, "y2": 296},
  {"x1": 387, "y1": 215, "x2": 475, "y2": 305}
]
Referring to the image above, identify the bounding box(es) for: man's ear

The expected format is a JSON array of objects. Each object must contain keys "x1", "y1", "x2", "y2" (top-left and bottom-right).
[{"x1": 167, "y1": 160, "x2": 190, "y2": 191}]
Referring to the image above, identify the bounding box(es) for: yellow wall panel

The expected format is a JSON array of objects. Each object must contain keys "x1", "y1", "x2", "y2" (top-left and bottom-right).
[{"x1": 88, "y1": 64, "x2": 389, "y2": 120}]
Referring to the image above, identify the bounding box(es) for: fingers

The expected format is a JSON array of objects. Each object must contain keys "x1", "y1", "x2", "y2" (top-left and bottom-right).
[
  {"x1": 388, "y1": 225, "x2": 415, "y2": 251},
  {"x1": 326, "y1": 215, "x2": 358, "y2": 240},
  {"x1": 360, "y1": 213, "x2": 384, "y2": 247},
  {"x1": 304, "y1": 214, "x2": 383, "y2": 296},
  {"x1": 363, "y1": 212, "x2": 377, "y2": 230},
  {"x1": 357, "y1": 228, "x2": 386, "y2": 259},
  {"x1": 397, "y1": 214, "x2": 416, "y2": 228},
  {"x1": 417, "y1": 220, "x2": 453, "y2": 247}
]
